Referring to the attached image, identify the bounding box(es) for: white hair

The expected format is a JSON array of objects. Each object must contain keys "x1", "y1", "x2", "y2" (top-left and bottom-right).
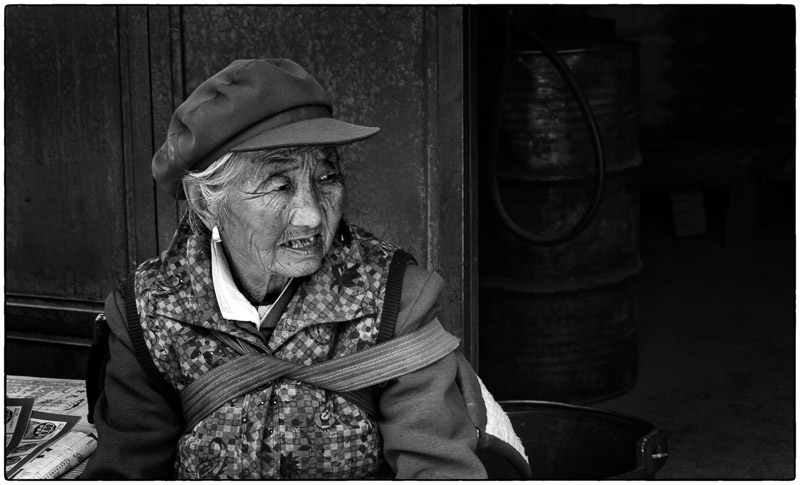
[{"x1": 182, "y1": 151, "x2": 247, "y2": 234}]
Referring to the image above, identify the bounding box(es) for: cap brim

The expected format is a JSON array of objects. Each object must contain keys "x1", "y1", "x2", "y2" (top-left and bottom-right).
[{"x1": 231, "y1": 117, "x2": 380, "y2": 152}]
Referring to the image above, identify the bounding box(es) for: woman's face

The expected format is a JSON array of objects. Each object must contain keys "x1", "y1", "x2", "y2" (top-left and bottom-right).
[{"x1": 217, "y1": 147, "x2": 345, "y2": 283}]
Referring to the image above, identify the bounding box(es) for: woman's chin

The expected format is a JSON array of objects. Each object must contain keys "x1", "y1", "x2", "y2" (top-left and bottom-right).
[
  {"x1": 281, "y1": 261, "x2": 322, "y2": 279},
  {"x1": 273, "y1": 252, "x2": 324, "y2": 278}
]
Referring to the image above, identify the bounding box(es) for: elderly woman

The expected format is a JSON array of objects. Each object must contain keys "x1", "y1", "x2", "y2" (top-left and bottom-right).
[{"x1": 82, "y1": 59, "x2": 527, "y2": 479}]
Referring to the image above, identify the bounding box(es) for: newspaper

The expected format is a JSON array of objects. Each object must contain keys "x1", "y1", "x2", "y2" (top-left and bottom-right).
[
  {"x1": 60, "y1": 457, "x2": 90, "y2": 480},
  {"x1": 5, "y1": 376, "x2": 97, "y2": 479},
  {"x1": 12, "y1": 428, "x2": 96, "y2": 479},
  {"x1": 5, "y1": 376, "x2": 92, "y2": 435},
  {"x1": 4, "y1": 411, "x2": 79, "y2": 478},
  {"x1": 5, "y1": 398, "x2": 34, "y2": 453}
]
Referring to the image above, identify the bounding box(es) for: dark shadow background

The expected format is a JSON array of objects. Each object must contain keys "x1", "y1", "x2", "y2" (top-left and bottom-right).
[{"x1": 475, "y1": 5, "x2": 794, "y2": 479}]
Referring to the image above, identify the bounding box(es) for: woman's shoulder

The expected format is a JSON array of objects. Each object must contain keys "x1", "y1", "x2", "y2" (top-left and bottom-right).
[
  {"x1": 395, "y1": 264, "x2": 444, "y2": 337},
  {"x1": 401, "y1": 264, "x2": 443, "y2": 299},
  {"x1": 346, "y1": 223, "x2": 399, "y2": 255},
  {"x1": 345, "y1": 222, "x2": 443, "y2": 337},
  {"x1": 345, "y1": 222, "x2": 403, "y2": 277}
]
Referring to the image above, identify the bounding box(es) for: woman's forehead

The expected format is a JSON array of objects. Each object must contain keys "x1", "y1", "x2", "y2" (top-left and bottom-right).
[
  {"x1": 252, "y1": 146, "x2": 337, "y2": 167},
  {"x1": 242, "y1": 146, "x2": 339, "y2": 178}
]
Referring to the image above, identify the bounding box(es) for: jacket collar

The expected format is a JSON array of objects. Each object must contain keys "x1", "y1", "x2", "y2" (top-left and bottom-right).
[{"x1": 146, "y1": 218, "x2": 376, "y2": 351}]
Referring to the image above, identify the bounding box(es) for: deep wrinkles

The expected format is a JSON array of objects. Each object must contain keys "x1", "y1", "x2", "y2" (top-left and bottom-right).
[{"x1": 222, "y1": 147, "x2": 344, "y2": 300}]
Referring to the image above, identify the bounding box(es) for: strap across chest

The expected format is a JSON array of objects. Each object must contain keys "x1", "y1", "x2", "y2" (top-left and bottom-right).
[
  {"x1": 179, "y1": 249, "x2": 460, "y2": 433},
  {"x1": 181, "y1": 319, "x2": 459, "y2": 433}
]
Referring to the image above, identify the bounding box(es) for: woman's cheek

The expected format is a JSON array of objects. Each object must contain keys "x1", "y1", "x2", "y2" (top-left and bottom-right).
[
  {"x1": 321, "y1": 185, "x2": 345, "y2": 213},
  {"x1": 322, "y1": 189, "x2": 344, "y2": 232}
]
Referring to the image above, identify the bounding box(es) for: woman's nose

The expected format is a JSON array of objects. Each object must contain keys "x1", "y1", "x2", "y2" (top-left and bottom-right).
[{"x1": 289, "y1": 184, "x2": 323, "y2": 228}]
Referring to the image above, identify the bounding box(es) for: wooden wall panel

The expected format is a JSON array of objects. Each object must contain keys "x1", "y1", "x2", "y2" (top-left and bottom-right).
[
  {"x1": 118, "y1": 6, "x2": 160, "y2": 269},
  {"x1": 149, "y1": 6, "x2": 186, "y2": 255},
  {"x1": 5, "y1": 6, "x2": 128, "y2": 302},
  {"x1": 5, "y1": 340, "x2": 91, "y2": 380},
  {"x1": 432, "y1": 8, "x2": 475, "y2": 360}
]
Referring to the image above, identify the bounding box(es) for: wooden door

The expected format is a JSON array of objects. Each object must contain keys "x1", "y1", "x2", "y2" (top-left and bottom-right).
[{"x1": 5, "y1": 6, "x2": 129, "y2": 377}]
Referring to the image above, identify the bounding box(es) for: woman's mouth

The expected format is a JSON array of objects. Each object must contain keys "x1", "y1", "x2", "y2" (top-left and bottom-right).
[{"x1": 282, "y1": 234, "x2": 322, "y2": 252}]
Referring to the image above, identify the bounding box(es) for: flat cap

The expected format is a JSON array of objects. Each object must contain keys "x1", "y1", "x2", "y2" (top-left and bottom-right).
[{"x1": 152, "y1": 58, "x2": 380, "y2": 197}]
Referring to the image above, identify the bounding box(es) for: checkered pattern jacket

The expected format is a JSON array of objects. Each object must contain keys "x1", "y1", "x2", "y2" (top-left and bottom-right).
[{"x1": 134, "y1": 219, "x2": 399, "y2": 479}]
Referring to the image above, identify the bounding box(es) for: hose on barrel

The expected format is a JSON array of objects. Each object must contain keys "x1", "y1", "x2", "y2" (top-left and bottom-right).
[{"x1": 487, "y1": 10, "x2": 607, "y2": 247}]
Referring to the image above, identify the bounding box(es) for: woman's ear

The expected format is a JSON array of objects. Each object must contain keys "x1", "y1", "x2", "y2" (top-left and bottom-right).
[{"x1": 183, "y1": 178, "x2": 217, "y2": 231}]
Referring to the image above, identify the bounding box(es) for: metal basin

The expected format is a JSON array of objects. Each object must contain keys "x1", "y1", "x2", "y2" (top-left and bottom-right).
[{"x1": 498, "y1": 400, "x2": 668, "y2": 479}]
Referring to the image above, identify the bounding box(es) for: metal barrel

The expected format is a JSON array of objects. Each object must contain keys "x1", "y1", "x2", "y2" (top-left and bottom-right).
[{"x1": 479, "y1": 40, "x2": 641, "y2": 403}]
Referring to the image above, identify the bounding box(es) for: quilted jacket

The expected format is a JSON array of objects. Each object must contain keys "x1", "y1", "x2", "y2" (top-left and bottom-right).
[{"x1": 83, "y1": 218, "x2": 486, "y2": 479}]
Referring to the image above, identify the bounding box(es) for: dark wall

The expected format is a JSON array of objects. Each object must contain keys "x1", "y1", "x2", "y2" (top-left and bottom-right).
[
  {"x1": 5, "y1": 7, "x2": 129, "y2": 303},
  {"x1": 476, "y1": 5, "x2": 795, "y2": 141},
  {"x1": 472, "y1": 4, "x2": 794, "y2": 400},
  {"x1": 587, "y1": 5, "x2": 795, "y2": 141},
  {"x1": 5, "y1": 6, "x2": 474, "y2": 378}
]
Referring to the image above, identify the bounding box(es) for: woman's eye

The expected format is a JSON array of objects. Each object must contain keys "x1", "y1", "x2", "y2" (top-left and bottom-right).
[
  {"x1": 319, "y1": 172, "x2": 340, "y2": 183},
  {"x1": 246, "y1": 182, "x2": 289, "y2": 197},
  {"x1": 263, "y1": 177, "x2": 292, "y2": 193}
]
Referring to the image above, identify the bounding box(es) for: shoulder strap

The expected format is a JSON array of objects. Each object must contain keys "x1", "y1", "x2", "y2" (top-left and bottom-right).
[
  {"x1": 376, "y1": 249, "x2": 416, "y2": 344},
  {"x1": 123, "y1": 272, "x2": 182, "y2": 416},
  {"x1": 345, "y1": 248, "x2": 415, "y2": 415},
  {"x1": 181, "y1": 320, "x2": 459, "y2": 433}
]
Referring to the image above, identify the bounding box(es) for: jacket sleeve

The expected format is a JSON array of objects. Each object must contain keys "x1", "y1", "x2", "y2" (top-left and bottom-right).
[
  {"x1": 377, "y1": 265, "x2": 488, "y2": 479},
  {"x1": 81, "y1": 289, "x2": 182, "y2": 479}
]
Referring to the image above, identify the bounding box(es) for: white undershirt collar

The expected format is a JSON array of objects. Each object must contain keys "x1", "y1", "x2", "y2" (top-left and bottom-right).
[{"x1": 210, "y1": 227, "x2": 292, "y2": 330}]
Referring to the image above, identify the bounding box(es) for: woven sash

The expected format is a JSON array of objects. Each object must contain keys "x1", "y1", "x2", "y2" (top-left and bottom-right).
[{"x1": 181, "y1": 319, "x2": 459, "y2": 433}]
